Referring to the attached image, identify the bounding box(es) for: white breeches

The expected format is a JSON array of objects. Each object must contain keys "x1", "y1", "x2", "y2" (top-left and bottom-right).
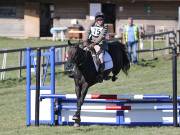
[{"x1": 94, "y1": 45, "x2": 103, "y2": 63}]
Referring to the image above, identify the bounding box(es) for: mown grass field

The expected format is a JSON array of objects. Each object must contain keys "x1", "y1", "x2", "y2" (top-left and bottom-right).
[{"x1": 0, "y1": 38, "x2": 180, "y2": 135}]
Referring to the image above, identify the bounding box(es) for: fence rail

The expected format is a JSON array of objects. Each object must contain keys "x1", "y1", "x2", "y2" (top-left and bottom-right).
[
  {"x1": 137, "y1": 30, "x2": 178, "y2": 59},
  {"x1": 0, "y1": 43, "x2": 73, "y2": 80},
  {"x1": 0, "y1": 30, "x2": 179, "y2": 79},
  {"x1": 144, "y1": 31, "x2": 175, "y2": 38}
]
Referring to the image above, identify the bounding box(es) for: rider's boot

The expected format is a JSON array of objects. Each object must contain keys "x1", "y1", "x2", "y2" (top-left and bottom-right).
[{"x1": 97, "y1": 63, "x2": 104, "y2": 83}]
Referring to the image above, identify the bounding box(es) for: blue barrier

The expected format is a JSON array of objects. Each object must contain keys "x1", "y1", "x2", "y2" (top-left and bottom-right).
[
  {"x1": 26, "y1": 46, "x2": 179, "y2": 127},
  {"x1": 26, "y1": 47, "x2": 55, "y2": 126}
]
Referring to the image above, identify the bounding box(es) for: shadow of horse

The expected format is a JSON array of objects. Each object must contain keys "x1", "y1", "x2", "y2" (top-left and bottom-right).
[{"x1": 138, "y1": 58, "x2": 158, "y2": 68}]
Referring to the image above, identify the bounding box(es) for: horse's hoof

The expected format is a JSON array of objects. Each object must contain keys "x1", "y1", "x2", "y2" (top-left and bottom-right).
[
  {"x1": 112, "y1": 76, "x2": 117, "y2": 82},
  {"x1": 72, "y1": 115, "x2": 81, "y2": 121},
  {"x1": 74, "y1": 122, "x2": 80, "y2": 127},
  {"x1": 73, "y1": 119, "x2": 81, "y2": 127}
]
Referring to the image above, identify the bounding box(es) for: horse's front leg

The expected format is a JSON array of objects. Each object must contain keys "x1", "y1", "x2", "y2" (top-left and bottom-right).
[
  {"x1": 72, "y1": 84, "x2": 81, "y2": 121},
  {"x1": 73, "y1": 82, "x2": 89, "y2": 127},
  {"x1": 72, "y1": 77, "x2": 82, "y2": 126}
]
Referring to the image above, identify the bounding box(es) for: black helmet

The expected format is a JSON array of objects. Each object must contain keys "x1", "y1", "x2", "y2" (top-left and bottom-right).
[{"x1": 95, "y1": 12, "x2": 104, "y2": 20}]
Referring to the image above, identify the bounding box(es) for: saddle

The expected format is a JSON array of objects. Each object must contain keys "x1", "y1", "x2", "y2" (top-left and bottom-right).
[{"x1": 91, "y1": 50, "x2": 113, "y2": 72}]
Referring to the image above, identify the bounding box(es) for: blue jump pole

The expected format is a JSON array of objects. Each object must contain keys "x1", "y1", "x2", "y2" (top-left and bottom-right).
[
  {"x1": 50, "y1": 47, "x2": 55, "y2": 125},
  {"x1": 26, "y1": 47, "x2": 56, "y2": 126},
  {"x1": 26, "y1": 48, "x2": 31, "y2": 126}
]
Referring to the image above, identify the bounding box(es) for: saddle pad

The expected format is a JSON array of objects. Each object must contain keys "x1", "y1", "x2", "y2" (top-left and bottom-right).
[
  {"x1": 93, "y1": 51, "x2": 113, "y2": 71},
  {"x1": 104, "y1": 51, "x2": 113, "y2": 70}
]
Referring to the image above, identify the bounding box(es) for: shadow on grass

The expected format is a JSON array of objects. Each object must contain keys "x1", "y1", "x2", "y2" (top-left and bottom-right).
[
  {"x1": 137, "y1": 58, "x2": 158, "y2": 68},
  {"x1": 0, "y1": 77, "x2": 26, "y2": 89}
]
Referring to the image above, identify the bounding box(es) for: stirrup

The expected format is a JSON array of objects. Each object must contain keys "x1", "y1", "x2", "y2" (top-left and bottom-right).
[
  {"x1": 96, "y1": 74, "x2": 104, "y2": 83},
  {"x1": 98, "y1": 63, "x2": 105, "y2": 72}
]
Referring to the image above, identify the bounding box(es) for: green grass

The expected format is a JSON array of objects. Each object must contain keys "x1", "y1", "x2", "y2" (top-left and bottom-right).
[
  {"x1": 0, "y1": 38, "x2": 180, "y2": 135},
  {"x1": 0, "y1": 37, "x2": 66, "y2": 49}
]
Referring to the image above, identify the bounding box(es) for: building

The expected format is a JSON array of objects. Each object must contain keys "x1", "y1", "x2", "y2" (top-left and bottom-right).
[{"x1": 0, "y1": 0, "x2": 180, "y2": 38}]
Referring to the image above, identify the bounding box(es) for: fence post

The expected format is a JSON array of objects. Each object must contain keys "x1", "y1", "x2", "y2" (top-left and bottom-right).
[
  {"x1": 177, "y1": 30, "x2": 180, "y2": 52},
  {"x1": 1, "y1": 52, "x2": 7, "y2": 80},
  {"x1": 42, "y1": 49, "x2": 45, "y2": 76},
  {"x1": 151, "y1": 36, "x2": 154, "y2": 59},
  {"x1": 165, "y1": 35, "x2": 170, "y2": 54},
  {"x1": 35, "y1": 48, "x2": 41, "y2": 126},
  {"x1": 172, "y1": 46, "x2": 178, "y2": 127},
  {"x1": 19, "y1": 50, "x2": 22, "y2": 79},
  {"x1": 137, "y1": 40, "x2": 140, "y2": 61}
]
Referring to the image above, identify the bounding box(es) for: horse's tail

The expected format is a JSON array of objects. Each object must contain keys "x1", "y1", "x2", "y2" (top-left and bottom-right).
[
  {"x1": 120, "y1": 44, "x2": 130, "y2": 75},
  {"x1": 108, "y1": 41, "x2": 130, "y2": 81},
  {"x1": 111, "y1": 47, "x2": 130, "y2": 81}
]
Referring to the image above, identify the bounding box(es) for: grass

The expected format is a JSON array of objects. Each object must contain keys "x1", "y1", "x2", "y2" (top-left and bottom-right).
[
  {"x1": 0, "y1": 38, "x2": 180, "y2": 135},
  {"x1": 0, "y1": 37, "x2": 67, "y2": 79},
  {"x1": 0, "y1": 37, "x2": 65, "y2": 49}
]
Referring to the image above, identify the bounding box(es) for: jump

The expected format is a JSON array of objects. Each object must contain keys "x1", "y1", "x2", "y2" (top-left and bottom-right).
[{"x1": 67, "y1": 40, "x2": 130, "y2": 127}]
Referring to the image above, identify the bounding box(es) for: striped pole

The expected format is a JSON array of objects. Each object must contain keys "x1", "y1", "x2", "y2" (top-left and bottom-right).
[
  {"x1": 40, "y1": 94, "x2": 171, "y2": 100},
  {"x1": 58, "y1": 104, "x2": 180, "y2": 111},
  {"x1": 60, "y1": 105, "x2": 131, "y2": 110}
]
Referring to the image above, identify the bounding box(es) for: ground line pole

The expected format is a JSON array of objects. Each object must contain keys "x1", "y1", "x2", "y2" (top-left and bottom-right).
[
  {"x1": 35, "y1": 48, "x2": 41, "y2": 126},
  {"x1": 172, "y1": 46, "x2": 178, "y2": 127}
]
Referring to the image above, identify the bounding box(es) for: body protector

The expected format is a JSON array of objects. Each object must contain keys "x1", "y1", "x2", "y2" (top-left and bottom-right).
[
  {"x1": 124, "y1": 24, "x2": 139, "y2": 43},
  {"x1": 88, "y1": 23, "x2": 108, "y2": 64},
  {"x1": 88, "y1": 23, "x2": 108, "y2": 46}
]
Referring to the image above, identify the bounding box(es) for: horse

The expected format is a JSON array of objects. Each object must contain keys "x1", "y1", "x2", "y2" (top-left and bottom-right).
[{"x1": 66, "y1": 40, "x2": 130, "y2": 127}]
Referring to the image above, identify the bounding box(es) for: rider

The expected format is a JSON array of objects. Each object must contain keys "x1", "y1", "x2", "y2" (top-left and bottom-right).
[{"x1": 83, "y1": 12, "x2": 108, "y2": 82}]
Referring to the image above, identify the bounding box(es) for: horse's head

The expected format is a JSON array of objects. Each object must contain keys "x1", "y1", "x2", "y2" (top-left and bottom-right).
[
  {"x1": 64, "y1": 42, "x2": 80, "y2": 74},
  {"x1": 67, "y1": 45, "x2": 79, "y2": 63},
  {"x1": 65, "y1": 41, "x2": 87, "y2": 76},
  {"x1": 67, "y1": 40, "x2": 85, "y2": 63}
]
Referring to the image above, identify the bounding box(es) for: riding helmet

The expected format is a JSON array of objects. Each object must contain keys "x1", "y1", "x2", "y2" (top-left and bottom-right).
[{"x1": 95, "y1": 12, "x2": 104, "y2": 20}]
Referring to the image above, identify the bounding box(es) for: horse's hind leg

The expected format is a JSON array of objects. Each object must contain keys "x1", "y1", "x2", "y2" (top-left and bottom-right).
[{"x1": 112, "y1": 72, "x2": 118, "y2": 82}]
